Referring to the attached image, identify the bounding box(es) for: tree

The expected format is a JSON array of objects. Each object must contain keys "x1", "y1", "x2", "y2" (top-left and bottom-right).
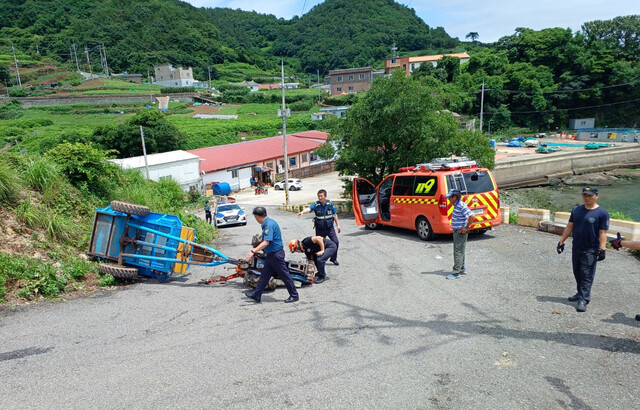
[
  {"x1": 466, "y1": 32, "x2": 479, "y2": 42},
  {"x1": 0, "y1": 64, "x2": 10, "y2": 85},
  {"x1": 46, "y1": 142, "x2": 120, "y2": 198},
  {"x1": 333, "y1": 71, "x2": 494, "y2": 185},
  {"x1": 92, "y1": 110, "x2": 184, "y2": 158}
]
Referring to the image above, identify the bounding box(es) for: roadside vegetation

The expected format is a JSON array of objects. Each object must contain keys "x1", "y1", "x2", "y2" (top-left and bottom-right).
[{"x1": 0, "y1": 148, "x2": 214, "y2": 305}]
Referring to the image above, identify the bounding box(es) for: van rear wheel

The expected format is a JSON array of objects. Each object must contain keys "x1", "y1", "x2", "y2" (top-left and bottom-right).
[
  {"x1": 365, "y1": 222, "x2": 380, "y2": 230},
  {"x1": 415, "y1": 216, "x2": 434, "y2": 241}
]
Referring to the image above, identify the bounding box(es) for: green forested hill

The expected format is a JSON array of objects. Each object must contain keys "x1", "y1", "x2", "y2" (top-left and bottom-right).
[
  {"x1": 270, "y1": 0, "x2": 457, "y2": 72},
  {"x1": 1, "y1": 0, "x2": 228, "y2": 79},
  {"x1": 0, "y1": 0, "x2": 455, "y2": 77}
]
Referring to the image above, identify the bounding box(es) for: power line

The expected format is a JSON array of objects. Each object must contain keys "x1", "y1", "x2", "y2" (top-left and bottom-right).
[
  {"x1": 484, "y1": 80, "x2": 640, "y2": 95},
  {"x1": 481, "y1": 97, "x2": 640, "y2": 116}
]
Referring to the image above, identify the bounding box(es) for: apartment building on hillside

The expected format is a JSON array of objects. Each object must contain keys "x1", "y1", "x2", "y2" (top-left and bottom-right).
[
  {"x1": 325, "y1": 67, "x2": 384, "y2": 96},
  {"x1": 384, "y1": 53, "x2": 471, "y2": 76}
]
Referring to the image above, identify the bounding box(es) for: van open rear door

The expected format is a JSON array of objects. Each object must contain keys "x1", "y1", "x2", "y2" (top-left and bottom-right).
[{"x1": 352, "y1": 178, "x2": 381, "y2": 226}]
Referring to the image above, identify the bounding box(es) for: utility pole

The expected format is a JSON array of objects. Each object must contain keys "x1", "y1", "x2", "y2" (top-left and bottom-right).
[
  {"x1": 207, "y1": 67, "x2": 211, "y2": 89},
  {"x1": 140, "y1": 126, "x2": 150, "y2": 179},
  {"x1": 11, "y1": 42, "x2": 21, "y2": 88},
  {"x1": 84, "y1": 45, "x2": 92, "y2": 77},
  {"x1": 277, "y1": 59, "x2": 291, "y2": 206},
  {"x1": 317, "y1": 69, "x2": 321, "y2": 103},
  {"x1": 70, "y1": 44, "x2": 80, "y2": 72},
  {"x1": 98, "y1": 45, "x2": 104, "y2": 76},
  {"x1": 479, "y1": 78, "x2": 485, "y2": 133},
  {"x1": 148, "y1": 69, "x2": 153, "y2": 103},
  {"x1": 100, "y1": 44, "x2": 109, "y2": 77}
]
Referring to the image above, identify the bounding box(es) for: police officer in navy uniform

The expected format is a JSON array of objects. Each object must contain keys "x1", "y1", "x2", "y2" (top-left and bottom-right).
[
  {"x1": 288, "y1": 236, "x2": 337, "y2": 284},
  {"x1": 245, "y1": 207, "x2": 299, "y2": 304},
  {"x1": 298, "y1": 189, "x2": 341, "y2": 265}
]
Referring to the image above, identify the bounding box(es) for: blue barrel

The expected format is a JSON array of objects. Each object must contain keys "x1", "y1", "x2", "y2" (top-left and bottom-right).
[
  {"x1": 490, "y1": 139, "x2": 496, "y2": 148},
  {"x1": 212, "y1": 182, "x2": 231, "y2": 196}
]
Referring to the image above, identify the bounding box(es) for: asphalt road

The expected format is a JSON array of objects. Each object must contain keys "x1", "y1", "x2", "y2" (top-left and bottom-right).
[{"x1": 1, "y1": 192, "x2": 639, "y2": 408}]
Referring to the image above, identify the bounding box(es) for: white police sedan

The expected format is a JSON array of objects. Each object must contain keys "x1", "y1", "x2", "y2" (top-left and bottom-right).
[{"x1": 214, "y1": 203, "x2": 247, "y2": 227}]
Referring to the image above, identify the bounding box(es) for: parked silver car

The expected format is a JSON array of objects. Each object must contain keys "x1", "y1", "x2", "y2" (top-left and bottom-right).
[{"x1": 273, "y1": 179, "x2": 303, "y2": 191}]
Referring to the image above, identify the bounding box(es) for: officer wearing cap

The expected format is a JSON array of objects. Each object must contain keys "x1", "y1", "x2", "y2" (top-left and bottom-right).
[
  {"x1": 288, "y1": 236, "x2": 337, "y2": 284},
  {"x1": 557, "y1": 186, "x2": 609, "y2": 312},
  {"x1": 298, "y1": 189, "x2": 341, "y2": 266},
  {"x1": 446, "y1": 189, "x2": 473, "y2": 280},
  {"x1": 244, "y1": 206, "x2": 299, "y2": 304}
]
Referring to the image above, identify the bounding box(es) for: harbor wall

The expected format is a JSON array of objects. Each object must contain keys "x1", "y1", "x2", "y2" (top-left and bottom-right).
[{"x1": 494, "y1": 146, "x2": 640, "y2": 188}]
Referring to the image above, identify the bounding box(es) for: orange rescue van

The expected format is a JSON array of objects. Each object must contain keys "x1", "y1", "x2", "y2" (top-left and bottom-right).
[{"x1": 352, "y1": 158, "x2": 501, "y2": 240}]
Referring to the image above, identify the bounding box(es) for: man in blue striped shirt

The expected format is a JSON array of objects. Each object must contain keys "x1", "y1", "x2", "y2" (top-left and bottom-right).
[{"x1": 446, "y1": 189, "x2": 473, "y2": 280}]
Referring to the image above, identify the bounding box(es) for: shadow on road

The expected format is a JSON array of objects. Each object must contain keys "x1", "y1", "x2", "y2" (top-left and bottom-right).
[
  {"x1": 536, "y1": 295, "x2": 574, "y2": 307},
  {"x1": 318, "y1": 301, "x2": 640, "y2": 354},
  {"x1": 601, "y1": 312, "x2": 640, "y2": 327}
]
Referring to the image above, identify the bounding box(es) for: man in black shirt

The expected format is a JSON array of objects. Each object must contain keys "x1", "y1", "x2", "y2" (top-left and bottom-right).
[
  {"x1": 289, "y1": 236, "x2": 337, "y2": 284},
  {"x1": 557, "y1": 186, "x2": 609, "y2": 312}
]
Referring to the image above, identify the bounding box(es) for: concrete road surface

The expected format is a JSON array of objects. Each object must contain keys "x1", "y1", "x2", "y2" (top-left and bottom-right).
[{"x1": 1, "y1": 203, "x2": 639, "y2": 408}]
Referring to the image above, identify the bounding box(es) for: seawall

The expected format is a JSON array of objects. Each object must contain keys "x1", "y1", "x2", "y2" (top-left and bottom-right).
[{"x1": 494, "y1": 145, "x2": 640, "y2": 188}]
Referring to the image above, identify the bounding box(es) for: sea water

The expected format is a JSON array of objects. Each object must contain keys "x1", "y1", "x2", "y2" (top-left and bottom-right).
[{"x1": 508, "y1": 180, "x2": 640, "y2": 221}]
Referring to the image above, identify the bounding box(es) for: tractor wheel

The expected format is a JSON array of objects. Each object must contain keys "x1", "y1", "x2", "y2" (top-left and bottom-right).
[
  {"x1": 99, "y1": 263, "x2": 140, "y2": 279},
  {"x1": 110, "y1": 201, "x2": 150, "y2": 216},
  {"x1": 415, "y1": 216, "x2": 434, "y2": 241}
]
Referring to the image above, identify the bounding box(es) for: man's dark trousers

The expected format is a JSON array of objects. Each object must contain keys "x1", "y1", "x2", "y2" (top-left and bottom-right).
[
  {"x1": 572, "y1": 250, "x2": 597, "y2": 303},
  {"x1": 253, "y1": 249, "x2": 298, "y2": 300},
  {"x1": 314, "y1": 240, "x2": 337, "y2": 279},
  {"x1": 316, "y1": 224, "x2": 339, "y2": 263}
]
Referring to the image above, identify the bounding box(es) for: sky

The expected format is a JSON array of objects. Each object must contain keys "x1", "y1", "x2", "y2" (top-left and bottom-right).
[{"x1": 183, "y1": 0, "x2": 638, "y2": 43}]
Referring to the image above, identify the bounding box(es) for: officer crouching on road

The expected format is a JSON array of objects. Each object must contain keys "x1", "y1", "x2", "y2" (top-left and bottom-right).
[
  {"x1": 289, "y1": 236, "x2": 336, "y2": 284},
  {"x1": 298, "y1": 189, "x2": 341, "y2": 266}
]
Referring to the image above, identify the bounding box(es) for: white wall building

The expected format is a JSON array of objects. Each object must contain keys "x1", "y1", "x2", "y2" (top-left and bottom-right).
[
  {"x1": 153, "y1": 64, "x2": 196, "y2": 87},
  {"x1": 110, "y1": 150, "x2": 201, "y2": 190}
]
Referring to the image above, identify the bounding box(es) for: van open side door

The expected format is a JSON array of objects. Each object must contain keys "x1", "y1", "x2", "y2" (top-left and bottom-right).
[{"x1": 352, "y1": 178, "x2": 381, "y2": 226}]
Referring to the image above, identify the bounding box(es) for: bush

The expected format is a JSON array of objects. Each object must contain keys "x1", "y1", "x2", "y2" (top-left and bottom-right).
[
  {"x1": 24, "y1": 158, "x2": 63, "y2": 192},
  {"x1": 0, "y1": 254, "x2": 66, "y2": 300},
  {"x1": 15, "y1": 199, "x2": 47, "y2": 229},
  {"x1": 46, "y1": 142, "x2": 120, "y2": 199},
  {"x1": 98, "y1": 274, "x2": 116, "y2": 287},
  {"x1": 0, "y1": 160, "x2": 22, "y2": 204},
  {"x1": 8, "y1": 87, "x2": 27, "y2": 97},
  {"x1": 113, "y1": 169, "x2": 185, "y2": 212},
  {"x1": 289, "y1": 99, "x2": 315, "y2": 112},
  {"x1": 0, "y1": 99, "x2": 23, "y2": 119},
  {"x1": 62, "y1": 257, "x2": 98, "y2": 280}
]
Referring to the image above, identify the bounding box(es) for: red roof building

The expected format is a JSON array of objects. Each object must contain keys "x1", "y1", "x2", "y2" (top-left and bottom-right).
[{"x1": 187, "y1": 131, "x2": 330, "y2": 190}]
